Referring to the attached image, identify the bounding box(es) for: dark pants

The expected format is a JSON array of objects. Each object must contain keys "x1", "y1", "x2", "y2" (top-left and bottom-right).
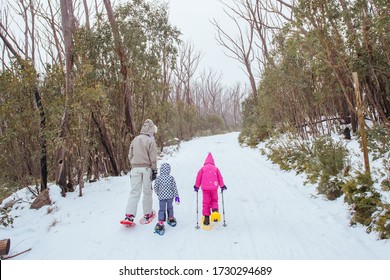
[{"x1": 158, "y1": 198, "x2": 174, "y2": 221}]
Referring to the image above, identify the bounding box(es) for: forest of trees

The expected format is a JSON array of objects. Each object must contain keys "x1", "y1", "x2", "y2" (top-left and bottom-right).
[
  {"x1": 222, "y1": 0, "x2": 389, "y2": 143},
  {"x1": 0, "y1": 0, "x2": 389, "y2": 206},
  {"x1": 0, "y1": 0, "x2": 245, "y2": 199}
]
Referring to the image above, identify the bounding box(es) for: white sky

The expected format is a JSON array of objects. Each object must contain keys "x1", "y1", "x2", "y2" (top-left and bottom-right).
[{"x1": 167, "y1": 0, "x2": 249, "y2": 87}]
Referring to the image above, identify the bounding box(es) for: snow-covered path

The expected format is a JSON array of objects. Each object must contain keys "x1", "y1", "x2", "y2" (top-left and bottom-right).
[{"x1": 2, "y1": 132, "x2": 389, "y2": 260}]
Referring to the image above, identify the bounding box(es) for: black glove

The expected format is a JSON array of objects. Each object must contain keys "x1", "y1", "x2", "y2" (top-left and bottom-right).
[
  {"x1": 221, "y1": 185, "x2": 227, "y2": 192},
  {"x1": 151, "y1": 170, "x2": 157, "y2": 181}
]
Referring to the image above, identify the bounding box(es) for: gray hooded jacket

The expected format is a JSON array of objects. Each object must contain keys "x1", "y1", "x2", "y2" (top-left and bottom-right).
[{"x1": 128, "y1": 119, "x2": 157, "y2": 170}]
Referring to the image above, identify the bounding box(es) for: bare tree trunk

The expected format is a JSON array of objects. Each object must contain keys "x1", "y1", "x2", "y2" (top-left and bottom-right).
[
  {"x1": 47, "y1": 0, "x2": 64, "y2": 68},
  {"x1": 29, "y1": 0, "x2": 36, "y2": 64},
  {"x1": 77, "y1": 115, "x2": 88, "y2": 197},
  {"x1": 82, "y1": 0, "x2": 91, "y2": 30},
  {"x1": 55, "y1": 0, "x2": 75, "y2": 196},
  {"x1": 103, "y1": 0, "x2": 136, "y2": 136},
  {"x1": 92, "y1": 112, "x2": 120, "y2": 176}
]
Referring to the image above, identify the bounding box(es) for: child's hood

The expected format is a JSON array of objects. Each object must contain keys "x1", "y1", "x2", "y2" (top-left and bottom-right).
[
  {"x1": 204, "y1": 153, "x2": 215, "y2": 166},
  {"x1": 160, "y1": 163, "x2": 171, "y2": 176}
]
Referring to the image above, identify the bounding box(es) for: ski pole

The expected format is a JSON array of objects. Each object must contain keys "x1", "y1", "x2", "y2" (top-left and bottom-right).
[
  {"x1": 195, "y1": 190, "x2": 200, "y2": 229},
  {"x1": 221, "y1": 189, "x2": 227, "y2": 227}
]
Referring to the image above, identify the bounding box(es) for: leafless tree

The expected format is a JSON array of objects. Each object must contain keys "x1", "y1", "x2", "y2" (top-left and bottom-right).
[
  {"x1": 212, "y1": 7, "x2": 257, "y2": 97},
  {"x1": 37, "y1": 0, "x2": 64, "y2": 69},
  {"x1": 172, "y1": 41, "x2": 203, "y2": 105},
  {"x1": 54, "y1": 0, "x2": 77, "y2": 195},
  {"x1": 198, "y1": 69, "x2": 224, "y2": 115},
  {"x1": 212, "y1": 0, "x2": 295, "y2": 97},
  {"x1": 224, "y1": 82, "x2": 246, "y2": 127},
  {"x1": 194, "y1": 68, "x2": 245, "y2": 130}
]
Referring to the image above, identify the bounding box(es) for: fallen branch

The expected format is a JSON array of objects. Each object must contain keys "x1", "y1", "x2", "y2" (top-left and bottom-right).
[{"x1": 1, "y1": 248, "x2": 32, "y2": 260}]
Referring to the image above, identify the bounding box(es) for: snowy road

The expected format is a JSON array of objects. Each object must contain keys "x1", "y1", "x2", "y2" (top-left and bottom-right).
[{"x1": 4, "y1": 132, "x2": 390, "y2": 259}]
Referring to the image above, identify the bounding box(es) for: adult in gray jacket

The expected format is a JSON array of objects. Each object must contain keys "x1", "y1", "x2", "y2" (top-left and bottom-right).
[{"x1": 123, "y1": 119, "x2": 158, "y2": 224}]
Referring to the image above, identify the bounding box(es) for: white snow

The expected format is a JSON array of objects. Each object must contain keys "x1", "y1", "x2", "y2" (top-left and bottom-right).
[{"x1": 1, "y1": 132, "x2": 389, "y2": 279}]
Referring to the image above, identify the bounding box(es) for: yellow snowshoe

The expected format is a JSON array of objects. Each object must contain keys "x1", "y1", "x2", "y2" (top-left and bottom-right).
[
  {"x1": 202, "y1": 224, "x2": 212, "y2": 231},
  {"x1": 210, "y1": 211, "x2": 221, "y2": 222},
  {"x1": 201, "y1": 216, "x2": 212, "y2": 231}
]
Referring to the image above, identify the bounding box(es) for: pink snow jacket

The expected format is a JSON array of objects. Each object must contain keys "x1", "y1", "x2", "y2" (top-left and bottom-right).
[{"x1": 195, "y1": 153, "x2": 225, "y2": 191}]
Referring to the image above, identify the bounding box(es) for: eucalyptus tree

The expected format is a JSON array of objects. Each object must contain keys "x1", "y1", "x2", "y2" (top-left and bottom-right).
[
  {"x1": 293, "y1": 0, "x2": 390, "y2": 131},
  {"x1": 240, "y1": 0, "x2": 389, "y2": 146},
  {"x1": 0, "y1": 0, "x2": 48, "y2": 194},
  {"x1": 75, "y1": 0, "x2": 181, "y2": 164}
]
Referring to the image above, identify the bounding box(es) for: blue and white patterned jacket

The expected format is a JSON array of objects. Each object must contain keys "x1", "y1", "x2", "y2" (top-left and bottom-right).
[{"x1": 154, "y1": 163, "x2": 179, "y2": 200}]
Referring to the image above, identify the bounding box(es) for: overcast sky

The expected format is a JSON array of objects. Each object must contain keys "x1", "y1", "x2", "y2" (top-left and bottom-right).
[{"x1": 167, "y1": 0, "x2": 249, "y2": 87}]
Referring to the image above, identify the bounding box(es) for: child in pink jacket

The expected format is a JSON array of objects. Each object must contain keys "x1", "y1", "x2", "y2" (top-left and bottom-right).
[{"x1": 194, "y1": 153, "x2": 227, "y2": 230}]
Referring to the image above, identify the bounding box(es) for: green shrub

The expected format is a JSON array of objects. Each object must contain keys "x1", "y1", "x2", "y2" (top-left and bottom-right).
[
  {"x1": 374, "y1": 204, "x2": 390, "y2": 239},
  {"x1": 263, "y1": 133, "x2": 388, "y2": 238},
  {"x1": 312, "y1": 137, "x2": 349, "y2": 200},
  {"x1": 239, "y1": 96, "x2": 272, "y2": 147},
  {"x1": 342, "y1": 172, "x2": 381, "y2": 226},
  {"x1": 266, "y1": 135, "x2": 349, "y2": 200},
  {"x1": 200, "y1": 114, "x2": 225, "y2": 135},
  {"x1": 265, "y1": 138, "x2": 310, "y2": 172},
  {"x1": 317, "y1": 176, "x2": 344, "y2": 200},
  {"x1": 381, "y1": 178, "x2": 390, "y2": 191},
  {"x1": 364, "y1": 125, "x2": 390, "y2": 160},
  {"x1": 379, "y1": 157, "x2": 390, "y2": 191},
  {"x1": 313, "y1": 137, "x2": 347, "y2": 177}
]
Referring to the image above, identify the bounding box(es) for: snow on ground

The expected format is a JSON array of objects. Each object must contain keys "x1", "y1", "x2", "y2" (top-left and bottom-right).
[{"x1": 1, "y1": 132, "x2": 389, "y2": 260}]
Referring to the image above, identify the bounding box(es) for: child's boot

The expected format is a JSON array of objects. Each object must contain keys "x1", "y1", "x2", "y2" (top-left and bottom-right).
[
  {"x1": 154, "y1": 221, "x2": 165, "y2": 235},
  {"x1": 210, "y1": 209, "x2": 221, "y2": 222},
  {"x1": 167, "y1": 217, "x2": 177, "y2": 227},
  {"x1": 201, "y1": 215, "x2": 211, "y2": 231}
]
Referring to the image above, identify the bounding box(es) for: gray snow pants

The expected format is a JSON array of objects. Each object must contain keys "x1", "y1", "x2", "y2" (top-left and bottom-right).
[{"x1": 125, "y1": 167, "x2": 153, "y2": 217}]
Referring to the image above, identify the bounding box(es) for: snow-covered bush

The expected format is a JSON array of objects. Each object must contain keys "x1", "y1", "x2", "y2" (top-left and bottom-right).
[
  {"x1": 266, "y1": 135, "x2": 349, "y2": 200},
  {"x1": 0, "y1": 207, "x2": 15, "y2": 228},
  {"x1": 312, "y1": 137, "x2": 349, "y2": 200},
  {"x1": 342, "y1": 172, "x2": 380, "y2": 226},
  {"x1": 375, "y1": 205, "x2": 390, "y2": 239}
]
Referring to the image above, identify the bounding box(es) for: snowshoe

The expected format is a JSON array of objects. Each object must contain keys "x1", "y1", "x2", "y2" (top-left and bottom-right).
[
  {"x1": 210, "y1": 211, "x2": 221, "y2": 222},
  {"x1": 120, "y1": 214, "x2": 135, "y2": 227},
  {"x1": 201, "y1": 223, "x2": 212, "y2": 231},
  {"x1": 167, "y1": 217, "x2": 177, "y2": 227},
  {"x1": 154, "y1": 223, "x2": 165, "y2": 235},
  {"x1": 201, "y1": 216, "x2": 212, "y2": 231},
  {"x1": 139, "y1": 210, "x2": 156, "y2": 225}
]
